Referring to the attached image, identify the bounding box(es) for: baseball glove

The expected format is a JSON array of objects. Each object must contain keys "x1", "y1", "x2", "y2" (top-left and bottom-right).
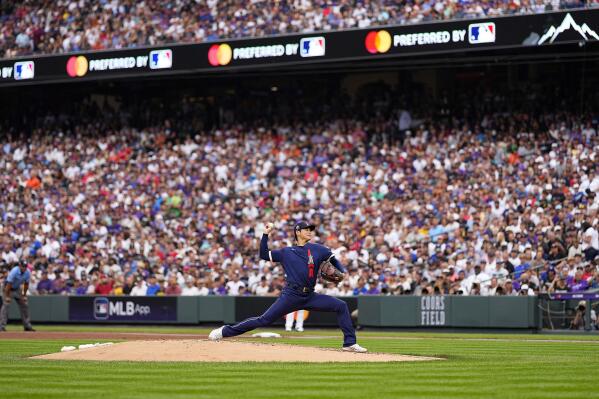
[{"x1": 319, "y1": 261, "x2": 345, "y2": 283}]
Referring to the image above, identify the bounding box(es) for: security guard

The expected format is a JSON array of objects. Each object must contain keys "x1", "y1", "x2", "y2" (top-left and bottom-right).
[{"x1": 0, "y1": 261, "x2": 35, "y2": 332}]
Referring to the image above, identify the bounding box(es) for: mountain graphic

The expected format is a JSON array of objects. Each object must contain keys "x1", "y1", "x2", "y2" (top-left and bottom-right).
[{"x1": 538, "y1": 13, "x2": 599, "y2": 44}]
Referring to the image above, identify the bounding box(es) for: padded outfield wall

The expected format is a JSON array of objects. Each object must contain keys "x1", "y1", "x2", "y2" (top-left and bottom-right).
[{"x1": 4, "y1": 296, "x2": 539, "y2": 329}]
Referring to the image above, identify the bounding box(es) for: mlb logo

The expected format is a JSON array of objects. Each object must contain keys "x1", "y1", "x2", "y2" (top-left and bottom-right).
[
  {"x1": 300, "y1": 37, "x2": 326, "y2": 57},
  {"x1": 468, "y1": 22, "x2": 496, "y2": 44},
  {"x1": 14, "y1": 61, "x2": 34, "y2": 80},
  {"x1": 149, "y1": 49, "x2": 173, "y2": 69},
  {"x1": 94, "y1": 297, "x2": 109, "y2": 320}
]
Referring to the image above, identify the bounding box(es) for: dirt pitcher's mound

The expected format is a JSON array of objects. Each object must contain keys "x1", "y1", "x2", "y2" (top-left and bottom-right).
[{"x1": 32, "y1": 340, "x2": 440, "y2": 362}]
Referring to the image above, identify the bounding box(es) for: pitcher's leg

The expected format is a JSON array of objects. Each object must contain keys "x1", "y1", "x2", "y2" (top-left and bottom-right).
[
  {"x1": 223, "y1": 294, "x2": 300, "y2": 338},
  {"x1": 304, "y1": 294, "x2": 356, "y2": 347}
]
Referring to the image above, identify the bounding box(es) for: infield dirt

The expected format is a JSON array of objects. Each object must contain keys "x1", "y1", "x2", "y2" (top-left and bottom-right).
[{"x1": 31, "y1": 340, "x2": 441, "y2": 362}]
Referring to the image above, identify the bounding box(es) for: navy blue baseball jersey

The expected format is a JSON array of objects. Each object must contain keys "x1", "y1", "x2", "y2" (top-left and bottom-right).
[{"x1": 259, "y1": 234, "x2": 345, "y2": 289}]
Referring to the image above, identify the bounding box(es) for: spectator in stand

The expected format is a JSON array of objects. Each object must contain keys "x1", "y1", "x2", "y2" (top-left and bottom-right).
[
  {"x1": 145, "y1": 276, "x2": 161, "y2": 296},
  {"x1": 197, "y1": 279, "x2": 212, "y2": 296},
  {"x1": 130, "y1": 278, "x2": 147, "y2": 296},
  {"x1": 181, "y1": 277, "x2": 200, "y2": 296},
  {"x1": 214, "y1": 277, "x2": 228, "y2": 296},
  {"x1": 519, "y1": 284, "x2": 535, "y2": 296},
  {"x1": 353, "y1": 278, "x2": 368, "y2": 296},
  {"x1": 112, "y1": 280, "x2": 124, "y2": 295},
  {"x1": 255, "y1": 277, "x2": 271, "y2": 296},
  {"x1": 165, "y1": 276, "x2": 182, "y2": 295},
  {"x1": 122, "y1": 276, "x2": 135, "y2": 295},
  {"x1": 321, "y1": 282, "x2": 339, "y2": 296},
  {"x1": 226, "y1": 273, "x2": 245, "y2": 296},
  {"x1": 51, "y1": 276, "x2": 69, "y2": 295},
  {"x1": 483, "y1": 277, "x2": 500, "y2": 296},
  {"x1": 503, "y1": 279, "x2": 517, "y2": 296},
  {"x1": 549, "y1": 276, "x2": 569, "y2": 293},
  {"x1": 470, "y1": 282, "x2": 482, "y2": 296},
  {"x1": 582, "y1": 227, "x2": 599, "y2": 261},
  {"x1": 95, "y1": 275, "x2": 113, "y2": 296},
  {"x1": 36, "y1": 270, "x2": 52, "y2": 294},
  {"x1": 463, "y1": 265, "x2": 489, "y2": 295},
  {"x1": 567, "y1": 268, "x2": 590, "y2": 292},
  {"x1": 338, "y1": 282, "x2": 354, "y2": 296},
  {"x1": 541, "y1": 267, "x2": 558, "y2": 291},
  {"x1": 156, "y1": 277, "x2": 167, "y2": 296},
  {"x1": 365, "y1": 279, "x2": 382, "y2": 295},
  {"x1": 75, "y1": 278, "x2": 90, "y2": 295}
]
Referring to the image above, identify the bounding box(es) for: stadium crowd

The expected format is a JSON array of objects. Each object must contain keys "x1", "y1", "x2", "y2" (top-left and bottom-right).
[
  {"x1": 1, "y1": 0, "x2": 596, "y2": 59},
  {"x1": 0, "y1": 82, "x2": 597, "y2": 299}
]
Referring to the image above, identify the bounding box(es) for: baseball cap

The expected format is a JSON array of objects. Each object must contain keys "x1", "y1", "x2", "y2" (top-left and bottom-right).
[{"x1": 294, "y1": 221, "x2": 316, "y2": 232}]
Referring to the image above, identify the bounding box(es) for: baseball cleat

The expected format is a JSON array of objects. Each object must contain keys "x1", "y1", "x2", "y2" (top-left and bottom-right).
[
  {"x1": 295, "y1": 327, "x2": 304, "y2": 332},
  {"x1": 209, "y1": 326, "x2": 224, "y2": 341},
  {"x1": 342, "y1": 344, "x2": 368, "y2": 353},
  {"x1": 285, "y1": 328, "x2": 292, "y2": 332}
]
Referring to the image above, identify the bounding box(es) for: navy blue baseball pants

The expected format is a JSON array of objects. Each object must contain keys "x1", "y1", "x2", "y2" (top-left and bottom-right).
[{"x1": 222, "y1": 289, "x2": 356, "y2": 347}]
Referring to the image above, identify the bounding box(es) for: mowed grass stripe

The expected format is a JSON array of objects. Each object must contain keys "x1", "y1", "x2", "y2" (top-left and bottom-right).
[
  {"x1": 7, "y1": 324, "x2": 599, "y2": 341},
  {"x1": 0, "y1": 340, "x2": 120, "y2": 360},
  {"x1": 1, "y1": 336, "x2": 599, "y2": 399},
  {"x1": 267, "y1": 338, "x2": 599, "y2": 363}
]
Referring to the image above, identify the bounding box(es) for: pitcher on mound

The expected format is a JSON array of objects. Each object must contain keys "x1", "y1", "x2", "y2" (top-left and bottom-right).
[{"x1": 209, "y1": 221, "x2": 367, "y2": 353}]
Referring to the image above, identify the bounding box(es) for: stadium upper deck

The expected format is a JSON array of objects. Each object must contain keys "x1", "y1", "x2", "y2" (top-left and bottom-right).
[{"x1": 1, "y1": 0, "x2": 596, "y2": 59}]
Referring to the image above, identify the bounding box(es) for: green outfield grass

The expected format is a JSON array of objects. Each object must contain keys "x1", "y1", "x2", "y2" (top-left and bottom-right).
[
  {"x1": 5, "y1": 323, "x2": 599, "y2": 341},
  {"x1": 1, "y1": 326, "x2": 598, "y2": 399}
]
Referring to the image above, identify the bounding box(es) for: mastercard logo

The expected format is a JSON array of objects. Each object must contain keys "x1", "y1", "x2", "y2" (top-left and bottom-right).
[
  {"x1": 66, "y1": 56, "x2": 88, "y2": 77},
  {"x1": 365, "y1": 30, "x2": 392, "y2": 54},
  {"x1": 208, "y1": 44, "x2": 232, "y2": 66}
]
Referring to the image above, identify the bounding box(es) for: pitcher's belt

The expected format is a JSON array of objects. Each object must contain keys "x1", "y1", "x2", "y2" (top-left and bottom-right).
[{"x1": 286, "y1": 283, "x2": 314, "y2": 294}]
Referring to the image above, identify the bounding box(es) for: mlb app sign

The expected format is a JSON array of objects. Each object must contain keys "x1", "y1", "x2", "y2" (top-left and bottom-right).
[
  {"x1": 94, "y1": 297, "x2": 150, "y2": 320},
  {"x1": 149, "y1": 49, "x2": 173, "y2": 69},
  {"x1": 70, "y1": 296, "x2": 176, "y2": 322},
  {"x1": 300, "y1": 37, "x2": 326, "y2": 57},
  {"x1": 468, "y1": 22, "x2": 496, "y2": 44},
  {"x1": 14, "y1": 61, "x2": 35, "y2": 80}
]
